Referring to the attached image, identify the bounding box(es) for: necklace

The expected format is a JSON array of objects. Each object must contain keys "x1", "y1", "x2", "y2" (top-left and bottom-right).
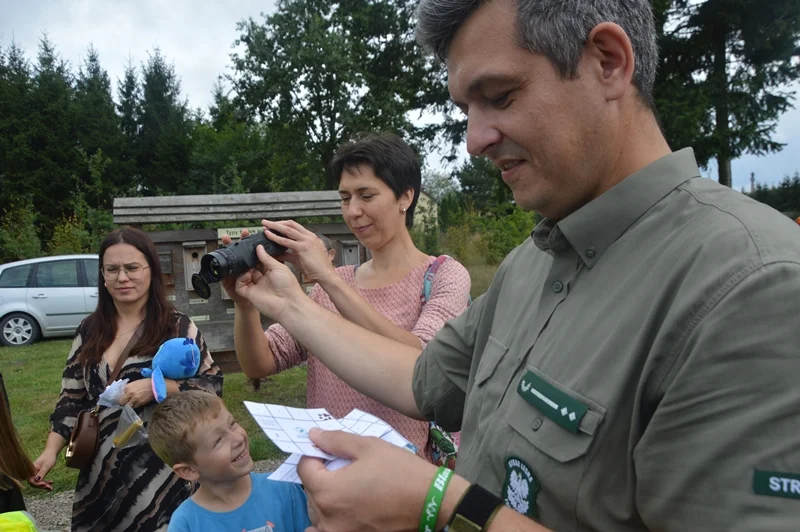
[{"x1": 115, "y1": 321, "x2": 143, "y2": 339}]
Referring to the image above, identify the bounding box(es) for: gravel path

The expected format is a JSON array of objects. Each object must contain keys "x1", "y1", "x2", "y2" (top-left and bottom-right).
[{"x1": 26, "y1": 459, "x2": 284, "y2": 532}]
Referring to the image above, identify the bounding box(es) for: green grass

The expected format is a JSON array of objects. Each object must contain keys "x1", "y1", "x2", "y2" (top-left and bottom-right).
[
  {"x1": 0, "y1": 338, "x2": 307, "y2": 496},
  {"x1": 466, "y1": 263, "x2": 498, "y2": 299}
]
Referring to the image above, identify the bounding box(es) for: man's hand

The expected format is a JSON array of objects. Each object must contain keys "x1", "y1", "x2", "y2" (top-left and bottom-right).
[
  {"x1": 234, "y1": 244, "x2": 308, "y2": 322},
  {"x1": 118, "y1": 378, "x2": 154, "y2": 408},
  {"x1": 262, "y1": 219, "x2": 337, "y2": 285},
  {"x1": 220, "y1": 229, "x2": 263, "y2": 306},
  {"x1": 298, "y1": 428, "x2": 469, "y2": 532}
]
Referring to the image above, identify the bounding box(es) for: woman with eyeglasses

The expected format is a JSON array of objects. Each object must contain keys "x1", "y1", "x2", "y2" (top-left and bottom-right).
[{"x1": 28, "y1": 227, "x2": 222, "y2": 532}]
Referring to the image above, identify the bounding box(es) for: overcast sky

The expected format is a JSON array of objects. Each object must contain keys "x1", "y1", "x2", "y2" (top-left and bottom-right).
[{"x1": 2, "y1": 0, "x2": 798, "y2": 189}]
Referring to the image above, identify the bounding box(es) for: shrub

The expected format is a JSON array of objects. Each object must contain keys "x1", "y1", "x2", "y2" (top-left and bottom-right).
[
  {"x1": 0, "y1": 198, "x2": 44, "y2": 262},
  {"x1": 48, "y1": 214, "x2": 91, "y2": 255}
]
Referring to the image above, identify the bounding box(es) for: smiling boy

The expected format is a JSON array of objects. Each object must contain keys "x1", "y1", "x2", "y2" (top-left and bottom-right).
[{"x1": 149, "y1": 391, "x2": 311, "y2": 532}]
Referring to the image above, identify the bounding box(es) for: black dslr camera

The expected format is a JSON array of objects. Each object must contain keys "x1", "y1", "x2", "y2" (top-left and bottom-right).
[{"x1": 191, "y1": 231, "x2": 287, "y2": 299}]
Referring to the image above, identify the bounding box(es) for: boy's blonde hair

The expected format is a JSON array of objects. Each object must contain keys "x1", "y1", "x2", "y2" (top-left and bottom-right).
[{"x1": 149, "y1": 390, "x2": 223, "y2": 467}]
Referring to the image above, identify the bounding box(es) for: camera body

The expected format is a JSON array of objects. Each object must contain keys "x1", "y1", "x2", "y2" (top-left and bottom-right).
[{"x1": 190, "y1": 231, "x2": 287, "y2": 299}]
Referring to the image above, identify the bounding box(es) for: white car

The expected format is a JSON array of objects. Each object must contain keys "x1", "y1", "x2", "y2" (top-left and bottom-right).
[{"x1": 0, "y1": 254, "x2": 99, "y2": 347}]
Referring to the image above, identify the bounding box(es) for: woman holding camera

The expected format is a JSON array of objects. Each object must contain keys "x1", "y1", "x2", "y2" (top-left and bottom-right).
[
  {"x1": 224, "y1": 133, "x2": 471, "y2": 462},
  {"x1": 29, "y1": 227, "x2": 222, "y2": 532}
]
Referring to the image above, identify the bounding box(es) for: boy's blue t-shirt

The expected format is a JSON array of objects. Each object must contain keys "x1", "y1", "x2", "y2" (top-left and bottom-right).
[{"x1": 168, "y1": 473, "x2": 311, "y2": 532}]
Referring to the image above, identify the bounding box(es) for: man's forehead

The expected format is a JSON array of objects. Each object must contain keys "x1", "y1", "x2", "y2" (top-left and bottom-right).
[{"x1": 445, "y1": 0, "x2": 519, "y2": 94}]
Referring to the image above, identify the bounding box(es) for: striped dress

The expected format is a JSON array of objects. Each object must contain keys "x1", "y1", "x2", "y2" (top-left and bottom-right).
[{"x1": 50, "y1": 311, "x2": 223, "y2": 532}]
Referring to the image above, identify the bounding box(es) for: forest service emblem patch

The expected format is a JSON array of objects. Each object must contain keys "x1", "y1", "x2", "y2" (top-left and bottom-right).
[{"x1": 502, "y1": 456, "x2": 539, "y2": 519}]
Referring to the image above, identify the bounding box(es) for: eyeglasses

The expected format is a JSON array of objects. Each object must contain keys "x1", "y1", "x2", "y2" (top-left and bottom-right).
[{"x1": 101, "y1": 263, "x2": 150, "y2": 280}]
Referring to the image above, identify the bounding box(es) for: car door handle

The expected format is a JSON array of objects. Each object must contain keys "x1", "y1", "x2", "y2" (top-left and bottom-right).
[
  {"x1": 89, "y1": 293, "x2": 98, "y2": 298},
  {"x1": 32, "y1": 294, "x2": 48, "y2": 299}
]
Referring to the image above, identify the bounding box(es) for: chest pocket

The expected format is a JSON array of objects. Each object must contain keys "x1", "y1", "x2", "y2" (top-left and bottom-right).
[
  {"x1": 505, "y1": 365, "x2": 606, "y2": 524},
  {"x1": 460, "y1": 336, "x2": 512, "y2": 457}
]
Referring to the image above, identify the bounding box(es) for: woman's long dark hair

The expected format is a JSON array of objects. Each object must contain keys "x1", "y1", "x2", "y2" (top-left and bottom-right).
[
  {"x1": 0, "y1": 377, "x2": 35, "y2": 489},
  {"x1": 80, "y1": 227, "x2": 174, "y2": 366}
]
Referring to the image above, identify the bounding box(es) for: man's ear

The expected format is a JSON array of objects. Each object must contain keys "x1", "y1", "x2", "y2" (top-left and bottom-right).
[
  {"x1": 173, "y1": 462, "x2": 200, "y2": 483},
  {"x1": 584, "y1": 22, "x2": 635, "y2": 102}
]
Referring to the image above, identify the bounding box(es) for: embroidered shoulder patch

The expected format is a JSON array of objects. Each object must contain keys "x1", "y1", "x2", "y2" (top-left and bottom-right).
[
  {"x1": 502, "y1": 456, "x2": 539, "y2": 518},
  {"x1": 753, "y1": 470, "x2": 800, "y2": 500}
]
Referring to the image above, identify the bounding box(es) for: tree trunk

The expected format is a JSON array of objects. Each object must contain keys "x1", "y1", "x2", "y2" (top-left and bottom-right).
[
  {"x1": 714, "y1": 24, "x2": 732, "y2": 188},
  {"x1": 717, "y1": 156, "x2": 732, "y2": 189}
]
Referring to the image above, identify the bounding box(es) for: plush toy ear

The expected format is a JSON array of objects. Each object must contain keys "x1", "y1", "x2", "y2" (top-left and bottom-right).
[
  {"x1": 141, "y1": 368, "x2": 153, "y2": 378},
  {"x1": 151, "y1": 367, "x2": 168, "y2": 403}
]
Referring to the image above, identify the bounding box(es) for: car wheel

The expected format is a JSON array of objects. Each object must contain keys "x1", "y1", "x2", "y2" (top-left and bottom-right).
[{"x1": 0, "y1": 313, "x2": 41, "y2": 347}]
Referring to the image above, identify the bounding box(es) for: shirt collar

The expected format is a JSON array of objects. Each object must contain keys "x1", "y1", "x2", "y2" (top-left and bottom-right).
[{"x1": 532, "y1": 148, "x2": 701, "y2": 267}]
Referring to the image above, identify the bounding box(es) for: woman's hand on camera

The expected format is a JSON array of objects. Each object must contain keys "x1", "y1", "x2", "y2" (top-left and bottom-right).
[
  {"x1": 262, "y1": 220, "x2": 337, "y2": 285},
  {"x1": 235, "y1": 244, "x2": 307, "y2": 322},
  {"x1": 28, "y1": 452, "x2": 56, "y2": 491},
  {"x1": 220, "y1": 229, "x2": 263, "y2": 307}
]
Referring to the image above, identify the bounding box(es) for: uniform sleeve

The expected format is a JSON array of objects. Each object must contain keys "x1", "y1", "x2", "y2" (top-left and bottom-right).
[
  {"x1": 412, "y1": 287, "x2": 491, "y2": 432},
  {"x1": 413, "y1": 257, "x2": 472, "y2": 348},
  {"x1": 176, "y1": 315, "x2": 223, "y2": 397},
  {"x1": 49, "y1": 331, "x2": 93, "y2": 440},
  {"x1": 635, "y1": 262, "x2": 800, "y2": 531}
]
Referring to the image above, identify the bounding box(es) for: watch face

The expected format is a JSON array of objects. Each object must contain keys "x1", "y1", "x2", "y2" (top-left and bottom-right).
[{"x1": 448, "y1": 514, "x2": 482, "y2": 532}]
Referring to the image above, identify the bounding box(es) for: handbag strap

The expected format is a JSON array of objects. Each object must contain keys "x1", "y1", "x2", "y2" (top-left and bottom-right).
[{"x1": 108, "y1": 322, "x2": 144, "y2": 383}]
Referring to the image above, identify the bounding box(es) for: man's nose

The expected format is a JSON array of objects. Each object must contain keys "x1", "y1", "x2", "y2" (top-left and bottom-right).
[{"x1": 465, "y1": 112, "x2": 502, "y2": 156}]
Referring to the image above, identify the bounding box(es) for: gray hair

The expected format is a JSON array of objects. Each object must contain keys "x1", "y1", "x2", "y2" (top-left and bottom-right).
[
  {"x1": 415, "y1": 0, "x2": 659, "y2": 108},
  {"x1": 315, "y1": 232, "x2": 333, "y2": 251}
]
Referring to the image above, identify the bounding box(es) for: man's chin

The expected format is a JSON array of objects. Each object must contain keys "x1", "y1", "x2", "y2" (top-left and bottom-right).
[{"x1": 510, "y1": 190, "x2": 543, "y2": 214}]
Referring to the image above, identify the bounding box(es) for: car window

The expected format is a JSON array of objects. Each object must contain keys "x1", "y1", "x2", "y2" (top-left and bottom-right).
[
  {"x1": 36, "y1": 260, "x2": 79, "y2": 288},
  {"x1": 82, "y1": 259, "x2": 99, "y2": 287},
  {"x1": 0, "y1": 264, "x2": 33, "y2": 288}
]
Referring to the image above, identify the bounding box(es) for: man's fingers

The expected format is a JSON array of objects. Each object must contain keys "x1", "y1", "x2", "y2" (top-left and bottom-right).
[
  {"x1": 221, "y1": 235, "x2": 232, "y2": 245},
  {"x1": 255, "y1": 244, "x2": 284, "y2": 270},
  {"x1": 296, "y1": 456, "x2": 329, "y2": 491},
  {"x1": 307, "y1": 428, "x2": 372, "y2": 460}
]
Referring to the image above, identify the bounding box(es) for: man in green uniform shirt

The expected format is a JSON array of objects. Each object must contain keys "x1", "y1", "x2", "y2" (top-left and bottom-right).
[{"x1": 232, "y1": 0, "x2": 800, "y2": 530}]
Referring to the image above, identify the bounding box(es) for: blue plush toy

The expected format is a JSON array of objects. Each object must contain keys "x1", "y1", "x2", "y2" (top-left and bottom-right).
[{"x1": 141, "y1": 338, "x2": 201, "y2": 403}]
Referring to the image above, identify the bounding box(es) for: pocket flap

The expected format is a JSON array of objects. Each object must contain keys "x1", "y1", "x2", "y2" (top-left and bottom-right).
[
  {"x1": 475, "y1": 335, "x2": 509, "y2": 387},
  {"x1": 507, "y1": 366, "x2": 606, "y2": 463}
]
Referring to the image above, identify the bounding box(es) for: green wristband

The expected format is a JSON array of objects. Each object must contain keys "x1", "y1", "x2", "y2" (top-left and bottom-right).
[{"x1": 420, "y1": 466, "x2": 454, "y2": 532}]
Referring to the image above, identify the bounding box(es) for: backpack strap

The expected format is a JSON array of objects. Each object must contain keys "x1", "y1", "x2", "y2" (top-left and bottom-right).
[
  {"x1": 421, "y1": 255, "x2": 452, "y2": 305},
  {"x1": 421, "y1": 255, "x2": 473, "y2": 307}
]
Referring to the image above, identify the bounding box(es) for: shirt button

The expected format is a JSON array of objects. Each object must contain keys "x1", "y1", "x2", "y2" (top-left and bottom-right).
[
  {"x1": 532, "y1": 418, "x2": 543, "y2": 431},
  {"x1": 586, "y1": 247, "x2": 596, "y2": 258},
  {"x1": 552, "y1": 280, "x2": 564, "y2": 293}
]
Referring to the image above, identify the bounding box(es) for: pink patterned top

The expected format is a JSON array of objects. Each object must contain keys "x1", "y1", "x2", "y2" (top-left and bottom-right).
[{"x1": 266, "y1": 255, "x2": 471, "y2": 460}]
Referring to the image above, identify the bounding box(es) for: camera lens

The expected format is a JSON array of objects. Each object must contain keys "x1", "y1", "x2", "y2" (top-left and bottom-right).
[
  {"x1": 210, "y1": 258, "x2": 222, "y2": 278},
  {"x1": 201, "y1": 252, "x2": 229, "y2": 282}
]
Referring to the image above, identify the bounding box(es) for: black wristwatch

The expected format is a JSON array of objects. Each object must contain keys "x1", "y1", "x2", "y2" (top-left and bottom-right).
[{"x1": 445, "y1": 484, "x2": 504, "y2": 532}]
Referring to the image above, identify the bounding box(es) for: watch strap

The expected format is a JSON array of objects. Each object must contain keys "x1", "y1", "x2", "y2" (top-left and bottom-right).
[{"x1": 446, "y1": 484, "x2": 503, "y2": 532}]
